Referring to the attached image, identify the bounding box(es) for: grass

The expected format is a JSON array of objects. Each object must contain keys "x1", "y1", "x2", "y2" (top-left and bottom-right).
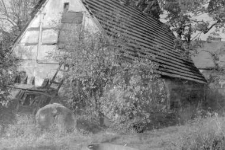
[
  {"x1": 167, "y1": 113, "x2": 225, "y2": 150},
  {"x1": 0, "y1": 112, "x2": 179, "y2": 150},
  {"x1": 0, "y1": 112, "x2": 182, "y2": 150},
  {"x1": 0, "y1": 114, "x2": 91, "y2": 150},
  {"x1": 1, "y1": 109, "x2": 225, "y2": 150}
]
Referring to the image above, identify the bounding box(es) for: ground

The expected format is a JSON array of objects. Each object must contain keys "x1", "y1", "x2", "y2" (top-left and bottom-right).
[
  {"x1": 0, "y1": 94, "x2": 222, "y2": 150},
  {"x1": 0, "y1": 103, "x2": 184, "y2": 150}
]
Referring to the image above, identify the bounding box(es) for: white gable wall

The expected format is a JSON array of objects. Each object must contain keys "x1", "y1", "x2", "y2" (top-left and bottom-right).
[{"x1": 13, "y1": 0, "x2": 100, "y2": 86}]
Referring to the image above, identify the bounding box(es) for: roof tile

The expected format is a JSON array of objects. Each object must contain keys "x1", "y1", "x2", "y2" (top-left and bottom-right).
[{"x1": 83, "y1": 0, "x2": 206, "y2": 83}]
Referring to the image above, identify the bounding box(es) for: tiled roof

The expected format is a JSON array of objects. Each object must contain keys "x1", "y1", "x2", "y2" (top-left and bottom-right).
[{"x1": 83, "y1": 0, "x2": 207, "y2": 83}]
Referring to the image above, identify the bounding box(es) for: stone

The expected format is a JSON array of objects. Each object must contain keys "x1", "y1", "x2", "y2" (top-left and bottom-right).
[{"x1": 35, "y1": 103, "x2": 76, "y2": 132}]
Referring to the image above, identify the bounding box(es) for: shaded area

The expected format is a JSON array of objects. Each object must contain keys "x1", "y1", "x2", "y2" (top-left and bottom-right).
[{"x1": 76, "y1": 117, "x2": 104, "y2": 134}]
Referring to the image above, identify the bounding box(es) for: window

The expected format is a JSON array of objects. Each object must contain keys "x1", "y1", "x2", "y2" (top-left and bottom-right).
[{"x1": 64, "y1": 2, "x2": 69, "y2": 12}]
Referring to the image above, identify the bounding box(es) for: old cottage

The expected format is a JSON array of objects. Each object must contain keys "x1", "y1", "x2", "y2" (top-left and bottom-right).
[{"x1": 12, "y1": 0, "x2": 207, "y2": 109}]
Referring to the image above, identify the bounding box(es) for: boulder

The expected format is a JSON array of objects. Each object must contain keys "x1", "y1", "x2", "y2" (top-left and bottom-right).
[{"x1": 35, "y1": 103, "x2": 76, "y2": 132}]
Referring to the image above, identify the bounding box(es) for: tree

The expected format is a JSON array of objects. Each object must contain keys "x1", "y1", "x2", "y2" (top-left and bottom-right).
[
  {"x1": 0, "y1": 30, "x2": 17, "y2": 104},
  {"x1": 0, "y1": 0, "x2": 39, "y2": 104},
  {"x1": 120, "y1": 0, "x2": 225, "y2": 59},
  {"x1": 0, "y1": 0, "x2": 39, "y2": 32},
  {"x1": 120, "y1": 0, "x2": 162, "y2": 19}
]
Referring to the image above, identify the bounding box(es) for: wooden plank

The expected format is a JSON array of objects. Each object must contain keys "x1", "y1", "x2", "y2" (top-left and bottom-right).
[
  {"x1": 27, "y1": 27, "x2": 56, "y2": 31},
  {"x1": 25, "y1": 42, "x2": 56, "y2": 46}
]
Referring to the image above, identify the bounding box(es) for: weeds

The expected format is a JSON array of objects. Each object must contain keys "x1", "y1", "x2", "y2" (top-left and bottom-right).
[
  {"x1": 0, "y1": 114, "x2": 89, "y2": 150},
  {"x1": 3, "y1": 106, "x2": 225, "y2": 150},
  {"x1": 168, "y1": 113, "x2": 225, "y2": 150}
]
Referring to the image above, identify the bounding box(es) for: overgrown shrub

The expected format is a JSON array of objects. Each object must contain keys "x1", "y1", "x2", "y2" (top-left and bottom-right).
[
  {"x1": 55, "y1": 29, "x2": 168, "y2": 132},
  {"x1": 0, "y1": 30, "x2": 18, "y2": 105},
  {"x1": 0, "y1": 64, "x2": 17, "y2": 105},
  {"x1": 100, "y1": 59, "x2": 168, "y2": 132},
  {"x1": 56, "y1": 32, "x2": 118, "y2": 114}
]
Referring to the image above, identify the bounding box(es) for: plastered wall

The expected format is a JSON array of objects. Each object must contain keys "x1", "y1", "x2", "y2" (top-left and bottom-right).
[{"x1": 13, "y1": 0, "x2": 100, "y2": 86}]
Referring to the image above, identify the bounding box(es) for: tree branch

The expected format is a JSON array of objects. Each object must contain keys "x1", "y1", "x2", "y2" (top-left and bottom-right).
[
  {"x1": 191, "y1": 31, "x2": 203, "y2": 41},
  {"x1": 203, "y1": 20, "x2": 221, "y2": 34},
  {"x1": 0, "y1": 17, "x2": 17, "y2": 27},
  {"x1": 0, "y1": 0, "x2": 9, "y2": 18}
]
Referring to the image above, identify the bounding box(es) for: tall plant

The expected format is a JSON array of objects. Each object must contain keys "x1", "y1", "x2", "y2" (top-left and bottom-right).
[
  {"x1": 55, "y1": 27, "x2": 167, "y2": 131},
  {"x1": 100, "y1": 58, "x2": 167, "y2": 132},
  {"x1": 55, "y1": 31, "x2": 119, "y2": 114}
]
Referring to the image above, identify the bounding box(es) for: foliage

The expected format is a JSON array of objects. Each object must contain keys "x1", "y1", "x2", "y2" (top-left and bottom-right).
[
  {"x1": 120, "y1": 0, "x2": 162, "y2": 19},
  {"x1": 162, "y1": 0, "x2": 225, "y2": 59},
  {"x1": 0, "y1": 30, "x2": 17, "y2": 104},
  {"x1": 55, "y1": 25, "x2": 168, "y2": 131},
  {"x1": 0, "y1": 0, "x2": 39, "y2": 104},
  {"x1": 55, "y1": 31, "x2": 119, "y2": 114},
  {"x1": 0, "y1": 0, "x2": 39, "y2": 32},
  {"x1": 169, "y1": 114, "x2": 225, "y2": 150},
  {"x1": 100, "y1": 58, "x2": 167, "y2": 132},
  {"x1": 120, "y1": 0, "x2": 225, "y2": 60}
]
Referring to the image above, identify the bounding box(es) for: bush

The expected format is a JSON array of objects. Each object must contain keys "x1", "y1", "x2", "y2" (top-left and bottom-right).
[
  {"x1": 55, "y1": 32, "x2": 118, "y2": 115},
  {"x1": 55, "y1": 29, "x2": 168, "y2": 132},
  {"x1": 100, "y1": 59, "x2": 168, "y2": 133}
]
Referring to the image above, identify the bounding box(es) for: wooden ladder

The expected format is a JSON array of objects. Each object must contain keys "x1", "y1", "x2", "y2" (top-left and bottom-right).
[
  {"x1": 14, "y1": 62, "x2": 69, "y2": 112},
  {"x1": 47, "y1": 62, "x2": 69, "y2": 95}
]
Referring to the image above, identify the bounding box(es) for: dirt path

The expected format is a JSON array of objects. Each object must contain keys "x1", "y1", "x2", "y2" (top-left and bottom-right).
[
  {"x1": 0, "y1": 124, "x2": 185, "y2": 150},
  {"x1": 97, "y1": 126, "x2": 184, "y2": 150}
]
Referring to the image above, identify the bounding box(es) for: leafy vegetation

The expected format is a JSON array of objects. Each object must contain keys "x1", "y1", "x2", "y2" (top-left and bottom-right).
[
  {"x1": 0, "y1": 0, "x2": 40, "y2": 103},
  {"x1": 120, "y1": 0, "x2": 225, "y2": 60},
  {"x1": 54, "y1": 27, "x2": 169, "y2": 132},
  {"x1": 100, "y1": 58, "x2": 167, "y2": 132}
]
